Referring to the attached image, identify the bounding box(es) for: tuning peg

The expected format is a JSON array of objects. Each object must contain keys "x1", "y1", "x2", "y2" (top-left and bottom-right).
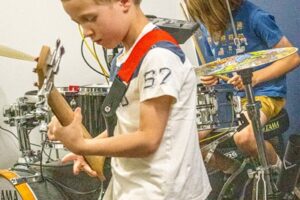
[
  {"x1": 32, "y1": 68, "x2": 37, "y2": 73},
  {"x1": 60, "y1": 46, "x2": 65, "y2": 56},
  {"x1": 34, "y1": 82, "x2": 39, "y2": 87},
  {"x1": 56, "y1": 39, "x2": 61, "y2": 49}
]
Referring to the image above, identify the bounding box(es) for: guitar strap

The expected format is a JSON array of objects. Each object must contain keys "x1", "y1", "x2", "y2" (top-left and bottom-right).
[{"x1": 101, "y1": 29, "x2": 178, "y2": 137}]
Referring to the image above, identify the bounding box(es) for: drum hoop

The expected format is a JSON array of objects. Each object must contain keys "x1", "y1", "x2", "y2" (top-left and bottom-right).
[
  {"x1": 57, "y1": 86, "x2": 109, "y2": 95},
  {"x1": 0, "y1": 169, "x2": 37, "y2": 200},
  {"x1": 23, "y1": 90, "x2": 39, "y2": 104}
]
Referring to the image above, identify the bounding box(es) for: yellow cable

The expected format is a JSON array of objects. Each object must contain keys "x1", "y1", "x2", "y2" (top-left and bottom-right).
[
  {"x1": 78, "y1": 25, "x2": 109, "y2": 84},
  {"x1": 200, "y1": 129, "x2": 229, "y2": 143},
  {"x1": 92, "y1": 43, "x2": 109, "y2": 83}
]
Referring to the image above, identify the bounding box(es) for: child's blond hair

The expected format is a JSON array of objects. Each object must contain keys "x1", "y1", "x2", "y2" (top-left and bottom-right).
[{"x1": 186, "y1": 0, "x2": 242, "y2": 39}]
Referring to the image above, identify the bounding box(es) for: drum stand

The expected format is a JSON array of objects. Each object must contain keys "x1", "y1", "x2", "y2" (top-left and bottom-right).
[
  {"x1": 237, "y1": 68, "x2": 278, "y2": 199},
  {"x1": 16, "y1": 119, "x2": 40, "y2": 164},
  {"x1": 3, "y1": 97, "x2": 50, "y2": 164},
  {"x1": 4, "y1": 100, "x2": 39, "y2": 164}
]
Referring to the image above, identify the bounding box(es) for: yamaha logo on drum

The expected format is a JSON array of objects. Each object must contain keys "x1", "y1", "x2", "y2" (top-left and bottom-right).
[{"x1": 0, "y1": 189, "x2": 18, "y2": 200}]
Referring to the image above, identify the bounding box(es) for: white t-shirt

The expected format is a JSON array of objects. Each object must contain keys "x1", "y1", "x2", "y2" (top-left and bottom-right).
[{"x1": 103, "y1": 23, "x2": 211, "y2": 200}]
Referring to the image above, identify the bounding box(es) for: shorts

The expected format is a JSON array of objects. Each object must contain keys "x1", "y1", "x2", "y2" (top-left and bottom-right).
[{"x1": 241, "y1": 96, "x2": 286, "y2": 120}]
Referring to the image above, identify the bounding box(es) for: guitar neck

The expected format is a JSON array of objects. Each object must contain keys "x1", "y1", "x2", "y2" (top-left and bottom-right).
[{"x1": 48, "y1": 88, "x2": 106, "y2": 181}]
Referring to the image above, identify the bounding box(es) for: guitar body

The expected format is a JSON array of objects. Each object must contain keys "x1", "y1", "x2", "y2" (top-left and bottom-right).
[{"x1": 35, "y1": 45, "x2": 106, "y2": 180}]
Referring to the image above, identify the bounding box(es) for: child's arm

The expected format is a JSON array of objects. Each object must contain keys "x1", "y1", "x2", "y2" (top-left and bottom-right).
[
  {"x1": 228, "y1": 36, "x2": 300, "y2": 89},
  {"x1": 48, "y1": 95, "x2": 174, "y2": 157},
  {"x1": 252, "y1": 36, "x2": 300, "y2": 86}
]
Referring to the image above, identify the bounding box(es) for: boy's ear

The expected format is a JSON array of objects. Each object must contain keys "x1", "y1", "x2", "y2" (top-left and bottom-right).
[{"x1": 119, "y1": 0, "x2": 131, "y2": 12}]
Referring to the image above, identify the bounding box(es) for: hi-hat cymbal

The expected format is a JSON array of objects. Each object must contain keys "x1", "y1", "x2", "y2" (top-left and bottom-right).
[
  {"x1": 195, "y1": 47, "x2": 298, "y2": 76},
  {"x1": 0, "y1": 44, "x2": 36, "y2": 62}
]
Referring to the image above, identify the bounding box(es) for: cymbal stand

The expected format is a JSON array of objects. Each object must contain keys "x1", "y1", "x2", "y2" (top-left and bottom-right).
[{"x1": 237, "y1": 68, "x2": 274, "y2": 198}]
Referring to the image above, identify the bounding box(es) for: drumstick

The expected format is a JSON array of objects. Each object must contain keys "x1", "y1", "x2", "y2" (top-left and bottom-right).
[
  {"x1": 179, "y1": 1, "x2": 207, "y2": 65},
  {"x1": 216, "y1": 75, "x2": 230, "y2": 82},
  {"x1": 0, "y1": 44, "x2": 36, "y2": 62}
]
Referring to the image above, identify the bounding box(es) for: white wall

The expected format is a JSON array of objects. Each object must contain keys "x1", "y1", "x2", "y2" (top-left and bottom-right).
[{"x1": 0, "y1": 0, "x2": 197, "y2": 168}]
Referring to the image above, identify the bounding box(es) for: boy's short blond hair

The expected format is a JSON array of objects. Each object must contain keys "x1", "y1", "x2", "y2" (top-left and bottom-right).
[
  {"x1": 94, "y1": 0, "x2": 141, "y2": 5},
  {"x1": 61, "y1": 0, "x2": 141, "y2": 5}
]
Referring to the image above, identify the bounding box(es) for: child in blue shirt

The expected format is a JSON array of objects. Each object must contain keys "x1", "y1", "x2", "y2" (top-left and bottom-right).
[{"x1": 186, "y1": 0, "x2": 300, "y2": 171}]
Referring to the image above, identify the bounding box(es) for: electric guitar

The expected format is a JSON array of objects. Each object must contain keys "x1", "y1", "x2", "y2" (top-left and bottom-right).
[{"x1": 34, "y1": 41, "x2": 106, "y2": 181}]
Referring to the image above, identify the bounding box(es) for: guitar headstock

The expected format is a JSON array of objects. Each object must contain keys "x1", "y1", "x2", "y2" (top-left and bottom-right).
[
  {"x1": 34, "y1": 40, "x2": 65, "y2": 92},
  {"x1": 35, "y1": 46, "x2": 51, "y2": 90}
]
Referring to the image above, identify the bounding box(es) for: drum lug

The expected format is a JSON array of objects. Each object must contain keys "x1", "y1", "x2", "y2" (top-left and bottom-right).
[{"x1": 10, "y1": 173, "x2": 42, "y2": 185}]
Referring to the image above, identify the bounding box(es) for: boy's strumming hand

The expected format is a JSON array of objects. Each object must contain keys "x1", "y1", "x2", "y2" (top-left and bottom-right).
[{"x1": 62, "y1": 153, "x2": 98, "y2": 177}]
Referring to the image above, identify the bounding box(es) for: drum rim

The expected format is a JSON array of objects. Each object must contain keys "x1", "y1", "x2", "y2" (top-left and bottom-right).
[
  {"x1": 0, "y1": 169, "x2": 37, "y2": 200},
  {"x1": 57, "y1": 86, "x2": 110, "y2": 95}
]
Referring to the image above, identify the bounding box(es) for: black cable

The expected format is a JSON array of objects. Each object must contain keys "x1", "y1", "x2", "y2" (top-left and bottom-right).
[
  {"x1": 0, "y1": 126, "x2": 41, "y2": 147},
  {"x1": 40, "y1": 137, "x2": 47, "y2": 181},
  {"x1": 81, "y1": 39, "x2": 109, "y2": 78},
  {"x1": 44, "y1": 177, "x2": 71, "y2": 200},
  {"x1": 102, "y1": 47, "x2": 111, "y2": 71},
  {"x1": 45, "y1": 146, "x2": 54, "y2": 163},
  {"x1": 31, "y1": 143, "x2": 41, "y2": 147},
  {"x1": 0, "y1": 126, "x2": 18, "y2": 140},
  {"x1": 44, "y1": 176, "x2": 101, "y2": 195}
]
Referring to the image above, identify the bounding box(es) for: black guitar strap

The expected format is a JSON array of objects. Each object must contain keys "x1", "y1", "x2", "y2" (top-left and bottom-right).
[{"x1": 101, "y1": 29, "x2": 179, "y2": 137}]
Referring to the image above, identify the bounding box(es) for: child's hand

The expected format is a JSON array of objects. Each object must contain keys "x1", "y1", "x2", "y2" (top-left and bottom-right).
[
  {"x1": 47, "y1": 116, "x2": 62, "y2": 141},
  {"x1": 227, "y1": 74, "x2": 244, "y2": 90},
  {"x1": 200, "y1": 75, "x2": 219, "y2": 86},
  {"x1": 62, "y1": 153, "x2": 98, "y2": 177},
  {"x1": 47, "y1": 107, "x2": 85, "y2": 153}
]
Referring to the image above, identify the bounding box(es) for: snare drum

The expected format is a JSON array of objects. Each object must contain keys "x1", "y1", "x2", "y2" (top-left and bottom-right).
[
  {"x1": 58, "y1": 85, "x2": 110, "y2": 137},
  {"x1": 196, "y1": 84, "x2": 241, "y2": 131}
]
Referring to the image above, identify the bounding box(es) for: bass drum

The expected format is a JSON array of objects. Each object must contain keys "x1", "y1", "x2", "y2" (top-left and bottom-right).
[
  {"x1": 0, "y1": 169, "x2": 66, "y2": 200},
  {"x1": 0, "y1": 161, "x2": 107, "y2": 200}
]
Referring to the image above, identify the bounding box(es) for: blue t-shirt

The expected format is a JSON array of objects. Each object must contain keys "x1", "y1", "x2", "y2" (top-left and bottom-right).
[{"x1": 198, "y1": 0, "x2": 285, "y2": 97}]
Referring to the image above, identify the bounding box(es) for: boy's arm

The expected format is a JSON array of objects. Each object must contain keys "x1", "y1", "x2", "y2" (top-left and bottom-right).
[
  {"x1": 252, "y1": 36, "x2": 300, "y2": 86},
  {"x1": 73, "y1": 95, "x2": 173, "y2": 157}
]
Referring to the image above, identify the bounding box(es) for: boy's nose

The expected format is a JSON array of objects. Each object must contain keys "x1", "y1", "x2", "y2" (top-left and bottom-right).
[{"x1": 83, "y1": 28, "x2": 93, "y2": 38}]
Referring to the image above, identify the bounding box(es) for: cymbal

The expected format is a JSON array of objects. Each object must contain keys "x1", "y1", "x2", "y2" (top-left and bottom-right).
[
  {"x1": 0, "y1": 44, "x2": 36, "y2": 62},
  {"x1": 195, "y1": 47, "x2": 298, "y2": 76}
]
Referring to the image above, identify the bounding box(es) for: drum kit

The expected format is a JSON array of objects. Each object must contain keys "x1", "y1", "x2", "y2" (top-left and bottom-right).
[
  {"x1": 195, "y1": 47, "x2": 300, "y2": 200},
  {"x1": 0, "y1": 39, "x2": 299, "y2": 199}
]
